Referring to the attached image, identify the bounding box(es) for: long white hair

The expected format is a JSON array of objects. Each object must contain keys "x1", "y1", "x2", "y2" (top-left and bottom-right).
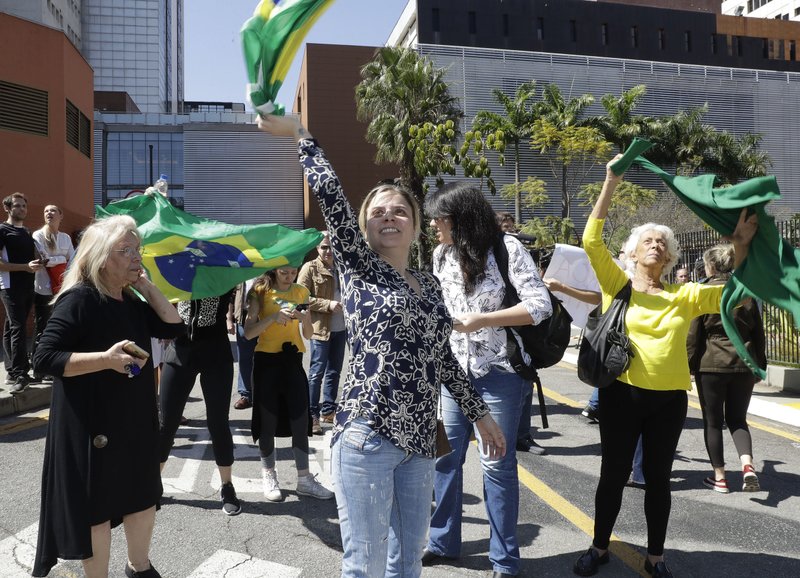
[
  {"x1": 57, "y1": 216, "x2": 141, "y2": 301},
  {"x1": 620, "y1": 222, "x2": 681, "y2": 282}
]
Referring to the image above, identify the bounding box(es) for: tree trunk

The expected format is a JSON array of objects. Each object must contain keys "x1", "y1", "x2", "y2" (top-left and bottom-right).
[{"x1": 514, "y1": 142, "x2": 521, "y2": 224}]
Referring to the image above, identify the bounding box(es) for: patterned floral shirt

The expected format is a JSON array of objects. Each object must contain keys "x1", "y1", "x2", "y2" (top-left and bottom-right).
[
  {"x1": 433, "y1": 237, "x2": 552, "y2": 378},
  {"x1": 299, "y1": 139, "x2": 489, "y2": 457}
]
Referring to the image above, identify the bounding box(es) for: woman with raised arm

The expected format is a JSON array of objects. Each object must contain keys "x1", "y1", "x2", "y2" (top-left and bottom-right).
[
  {"x1": 573, "y1": 156, "x2": 758, "y2": 578},
  {"x1": 258, "y1": 114, "x2": 505, "y2": 578}
]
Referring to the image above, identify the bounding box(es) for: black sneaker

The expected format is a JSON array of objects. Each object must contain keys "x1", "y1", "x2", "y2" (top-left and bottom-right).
[
  {"x1": 573, "y1": 547, "x2": 609, "y2": 576},
  {"x1": 220, "y1": 481, "x2": 242, "y2": 516},
  {"x1": 9, "y1": 375, "x2": 30, "y2": 395},
  {"x1": 124, "y1": 562, "x2": 162, "y2": 578},
  {"x1": 581, "y1": 404, "x2": 599, "y2": 423}
]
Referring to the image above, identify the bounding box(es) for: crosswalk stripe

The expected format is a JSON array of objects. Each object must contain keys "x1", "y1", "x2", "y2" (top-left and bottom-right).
[{"x1": 186, "y1": 549, "x2": 301, "y2": 578}]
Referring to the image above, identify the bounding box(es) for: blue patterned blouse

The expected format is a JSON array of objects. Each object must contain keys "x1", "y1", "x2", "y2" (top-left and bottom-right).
[{"x1": 299, "y1": 139, "x2": 490, "y2": 457}]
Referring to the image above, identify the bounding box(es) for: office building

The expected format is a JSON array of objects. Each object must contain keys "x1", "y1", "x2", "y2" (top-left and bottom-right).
[{"x1": 383, "y1": 0, "x2": 800, "y2": 221}]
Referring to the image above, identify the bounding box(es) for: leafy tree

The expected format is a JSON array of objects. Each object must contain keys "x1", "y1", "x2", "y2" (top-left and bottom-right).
[
  {"x1": 589, "y1": 85, "x2": 658, "y2": 153},
  {"x1": 520, "y1": 215, "x2": 577, "y2": 247},
  {"x1": 530, "y1": 120, "x2": 612, "y2": 219},
  {"x1": 472, "y1": 81, "x2": 539, "y2": 222},
  {"x1": 355, "y1": 47, "x2": 463, "y2": 207}
]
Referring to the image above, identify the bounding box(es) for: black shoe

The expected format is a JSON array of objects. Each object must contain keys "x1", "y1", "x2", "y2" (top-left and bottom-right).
[
  {"x1": 421, "y1": 548, "x2": 455, "y2": 566},
  {"x1": 124, "y1": 562, "x2": 162, "y2": 578},
  {"x1": 220, "y1": 481, "x2": 242, "y2": 516},
  {"x1": 625, "y1": 476, "x2": 646, "y2": 490},
  {"x1": 9, "y1": 375, "x2": 30, "y2": 395},
  {"x1": 493, "y1": 572, "x2": 516, "y2": 577},
  {"x1": 517, "y1": 434, "x2": 546, "y2": 455},
  {"x1": 581, "y1": 404, "x2": 599, "y2": 423},
  {"x1": 644, "y1": 559, "x2": 673, "y2": 578},
  {"x1": 573, "y1": 547, "x2": 609, "y2": 576}
]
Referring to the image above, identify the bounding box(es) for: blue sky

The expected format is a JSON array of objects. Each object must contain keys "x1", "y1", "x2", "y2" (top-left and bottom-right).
[{"x1": 184, "y1": 0, "x2": 409, "y2": 109}]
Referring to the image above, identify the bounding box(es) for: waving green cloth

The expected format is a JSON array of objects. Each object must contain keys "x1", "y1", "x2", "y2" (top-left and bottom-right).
[{"x1": 610, "y1": 138, "x2": 800, "y2": 379}]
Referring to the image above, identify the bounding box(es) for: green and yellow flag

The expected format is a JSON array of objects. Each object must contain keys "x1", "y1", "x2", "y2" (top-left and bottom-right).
[
  {"x1": 97, "y1": 192, "x2": 322, "y2": 303},
  {"x1": 241, "y1": 0, "x2": 334, "y2": 115}
]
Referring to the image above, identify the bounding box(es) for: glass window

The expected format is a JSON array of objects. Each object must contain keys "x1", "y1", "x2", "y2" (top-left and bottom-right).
[
  {"x1": 468, "y1": 12, "x2": 476, "y2": 35},
  {"x1": 119, "y1": 139, "x2": 133, "y2": 184}
]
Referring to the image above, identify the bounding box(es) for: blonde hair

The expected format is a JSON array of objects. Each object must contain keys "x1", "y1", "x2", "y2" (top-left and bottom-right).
[
  {"x1": 703, "y1": 243, "x2": 735, "y2": 278},
  {"x1": 621, "y1": 222, "x2": 681, "y2": 282},
  {"x1": 38, "y1": 205, "x2": 63, "y2": 251},
  {"x1": 57, "y1": 215, "x2": 140, "y2": 301},
  {"x1": 357, "y1": 184, "x2": 421, "y2": 241}
]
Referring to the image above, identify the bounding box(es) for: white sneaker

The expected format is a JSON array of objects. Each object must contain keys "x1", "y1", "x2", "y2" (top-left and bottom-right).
[
  {"x1": 262, "y1": 469, "x2": 284, "y2": 502},
  {"x1": 296, "y1": 474, "x2": 334, "y2": 500}
]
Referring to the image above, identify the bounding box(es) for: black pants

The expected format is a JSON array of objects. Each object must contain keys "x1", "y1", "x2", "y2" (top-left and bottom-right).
[
  {"x1": 31, "y1": 292, "x2": 52, "y2": 373},
  {"x1": 594, "y1": 381, "x2": 687, "y2": 556},
  {"x1": 696, "y1": 372, "x2": 755, "y2": 468},
  {"x1": 159, "y1": 337, "x2": 235, "y2": 467},
  {"x1": 252, "y1": 351, "x2": 310, "y2": 461},
  {"x1": 0, "y1": 287, "x2": 33, "y2": 379}
]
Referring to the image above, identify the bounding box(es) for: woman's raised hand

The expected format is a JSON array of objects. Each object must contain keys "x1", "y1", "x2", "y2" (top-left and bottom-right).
[{"x1": 257, "y1": 114, "x2": 304, "y2": 139}]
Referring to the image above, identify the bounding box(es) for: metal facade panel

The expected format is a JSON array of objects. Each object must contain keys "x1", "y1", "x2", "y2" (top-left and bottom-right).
[
  {"x1": 93, "y1": 129, "x2": 104, "y2": 208},
  {"x1": 419, "y1": 44, "x2": 800, "y2": 222},
  {"x1": 183, "y1": 129, "x2": 304, "y2": 228}
]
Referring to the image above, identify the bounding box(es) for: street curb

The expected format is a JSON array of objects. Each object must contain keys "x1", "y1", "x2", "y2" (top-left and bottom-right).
[{"x1": 0, "y1": 383, "x2": 52, "y2": 418}]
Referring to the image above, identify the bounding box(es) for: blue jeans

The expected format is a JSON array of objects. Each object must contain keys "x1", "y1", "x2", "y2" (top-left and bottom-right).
[
  {"x1": 307, "y1": 330, "x2": 346, "y2": 417},
  {"x1": 332, "y1": 417, "x2": 434, "y2": 578},
  {"x1": 588, "y1": 387, "x2": 599, "y2": 410},
  {"x1": 632, "y1": 435, "x2": 645, "y2": 484},
  {"x1": 516, "y1": 383, "x2": 533, "y2": 442},
  {"x1": 236, "y1": 323, "x2": 257, "y2": 399},
  {"x1": 428, "y1": 366, "x2": 524, "y2": 576}
]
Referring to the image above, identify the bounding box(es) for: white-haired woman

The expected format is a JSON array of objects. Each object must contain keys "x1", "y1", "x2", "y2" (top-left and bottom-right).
[
  {"x1": 32, "y1": 216, "x2": 184, "y2": 578},
  {"x1": 573, "y1": 157, "x2": 758, "y2": 578}
]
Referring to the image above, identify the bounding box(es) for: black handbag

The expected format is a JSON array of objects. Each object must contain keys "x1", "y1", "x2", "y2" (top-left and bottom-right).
[{"x1": 577, "y1": 281, "x2": 634, "y2": 388}]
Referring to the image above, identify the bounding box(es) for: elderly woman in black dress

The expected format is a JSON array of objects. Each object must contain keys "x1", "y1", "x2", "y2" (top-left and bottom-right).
[{"x1": 32, "y1": 215, "x2": 184, "y2": 578}]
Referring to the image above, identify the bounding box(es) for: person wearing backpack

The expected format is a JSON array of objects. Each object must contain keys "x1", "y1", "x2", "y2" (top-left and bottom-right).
[{"x1": 424, "y1": 183, "x2": 552, "y2": 578}]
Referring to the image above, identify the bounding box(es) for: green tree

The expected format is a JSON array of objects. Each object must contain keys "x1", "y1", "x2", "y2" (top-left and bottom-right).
[
  {"x1": 529, "y1": 84, "x2": 608, "y2": 219},
  {"x1": 472, "y1": 81, "x2": 539, "y2": 222},
  {"x1": 355, "y1": 47, "x2": 463, "y2": 207},
  {"x1": 589, "y1": 85, "x2": 658, "y2": 153}
]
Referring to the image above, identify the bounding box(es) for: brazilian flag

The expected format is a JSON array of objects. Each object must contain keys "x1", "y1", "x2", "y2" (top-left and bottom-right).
[
  {"x1": 241, "y1": 0, "x2": 335, "y2": 115},
  {"x1": 97, "y1": 192, "x2": 323, "y2": 303}
]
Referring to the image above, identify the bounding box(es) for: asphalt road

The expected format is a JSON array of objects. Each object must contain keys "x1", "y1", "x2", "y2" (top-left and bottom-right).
[{"x1": 1, "y1": 360, "x2": 799, "y2": 578}]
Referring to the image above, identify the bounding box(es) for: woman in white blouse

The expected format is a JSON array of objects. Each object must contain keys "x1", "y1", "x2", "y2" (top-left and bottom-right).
[
  {"x1": 424, "y1": 183, "x2": 552, "y2": 578},
  {"x1": 32, "y1": 204, "x2": 75, "y2": 380}
]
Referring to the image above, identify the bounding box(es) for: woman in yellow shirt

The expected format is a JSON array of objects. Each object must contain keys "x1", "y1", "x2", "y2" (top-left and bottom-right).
[
  {"x1": 245, "y1": 267, "x2": 334, "y2": 503},
  {"x1": 573, "y1": 157, "x2": 758, "y2": 578}
]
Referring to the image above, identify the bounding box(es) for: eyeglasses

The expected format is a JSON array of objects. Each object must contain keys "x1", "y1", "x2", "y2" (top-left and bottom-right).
[
  {"x1": 275, "y1": 269, "x2": 297, "y2": 275},
  {"x1": 113, "y1": 246, "x2": 143, "y2": 258}
]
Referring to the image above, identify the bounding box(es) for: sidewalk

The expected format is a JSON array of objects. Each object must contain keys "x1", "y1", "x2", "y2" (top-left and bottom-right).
[{"x1": 0, "y1": 364, "x2": 52, "y2": 418}]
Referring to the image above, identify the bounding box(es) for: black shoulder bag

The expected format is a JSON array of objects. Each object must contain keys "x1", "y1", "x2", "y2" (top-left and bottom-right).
[
  {"x1": 494, "y1": 236, "x2": 573, "y2": 429},
  {"x1": 577, "y1": 281, "x2": 634, "y2": 388}
]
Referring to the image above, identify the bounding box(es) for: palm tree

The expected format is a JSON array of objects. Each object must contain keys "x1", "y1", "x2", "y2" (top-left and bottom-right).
[
  {"x1": 590, "y1": 85, "x2": 658, "y2": 153},
  {"x1": 531, "y1": 83, "x2": 599, "y2": 218},
  {"x1": 471, "y1": 81, "x2": 539, "y2": 222},
  {"x1": 355, "y1": 47, "x2": 463, "y2": 206}
]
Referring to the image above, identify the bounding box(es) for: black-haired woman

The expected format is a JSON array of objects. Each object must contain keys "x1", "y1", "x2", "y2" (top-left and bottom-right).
[{"x1": 424, "y1": 182, "x2": 552, "y2": 577}]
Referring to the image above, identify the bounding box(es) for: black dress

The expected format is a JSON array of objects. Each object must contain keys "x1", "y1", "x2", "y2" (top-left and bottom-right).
[{"x1": 31, "y1": 284, "x2": 185, "y2": 577}]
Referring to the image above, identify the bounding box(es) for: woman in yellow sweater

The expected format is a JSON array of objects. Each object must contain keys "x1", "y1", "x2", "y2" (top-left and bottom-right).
[
  {"x1": 245, "y1": 267, "x2": 334, "y2": 503},
  {"x1": 573, "y1": 156, "x2": 758, "y2": 578}
]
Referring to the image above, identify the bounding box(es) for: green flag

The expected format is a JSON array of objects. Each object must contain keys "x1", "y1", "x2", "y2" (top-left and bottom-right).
[
  {"x1": 97, "y1": 192, "x2": 322, "y2": 303},
  {"x1": 611, "y1": 138, "x2": 800, "y2": 379},
  {"x1": 241, "y1": 0, "x2": 334, "y2": 115}
]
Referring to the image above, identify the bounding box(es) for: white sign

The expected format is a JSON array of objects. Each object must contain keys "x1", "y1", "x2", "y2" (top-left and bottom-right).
[{"x1": 543, "y1": 244, "x2": 601, "y2": 329}]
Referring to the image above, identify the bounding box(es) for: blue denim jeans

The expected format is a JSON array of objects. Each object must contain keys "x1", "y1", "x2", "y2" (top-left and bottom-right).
[
  {"x1": 428, "y1": 366, "x2": 525, "y2": 576},
  {"x1": 332, "y1": 417, "x2": 434, "y2": 578},
  {"x1": 307, "y1": 330, "x2": 346, "y2": 417},
  {"x1": 236, "y1": 323, "x2": 257, "y2": 399}
]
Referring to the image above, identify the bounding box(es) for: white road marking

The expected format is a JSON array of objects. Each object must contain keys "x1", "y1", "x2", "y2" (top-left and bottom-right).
[
  {"x1": 161, "y1": 427, "x2": 210, "y2": 494},
  {"x1": 0, "y1": 523, "x2": 37, "y2": 578},
  {"x1": 186, "y1": 549, "x2": 301, "y2": 578}
]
